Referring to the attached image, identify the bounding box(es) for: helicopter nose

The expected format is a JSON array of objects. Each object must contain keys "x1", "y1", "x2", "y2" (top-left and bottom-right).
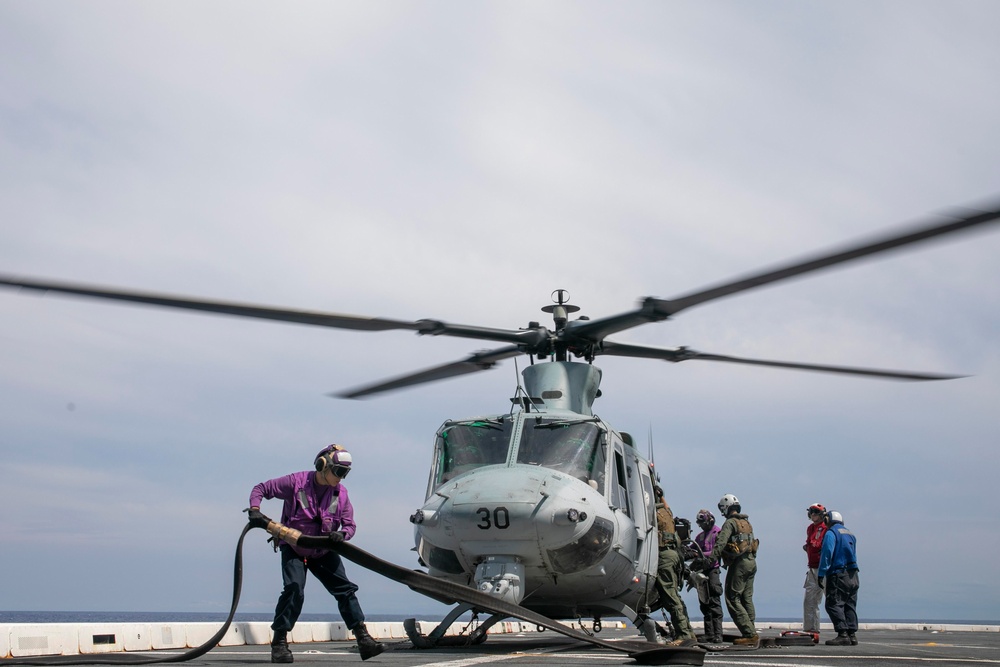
[
  {"x1": 447, "y1": 467, "x2": 547, "y2": 540},
  {"x1": 416, "y1": 466, "x2": 600, "y2": 566}
]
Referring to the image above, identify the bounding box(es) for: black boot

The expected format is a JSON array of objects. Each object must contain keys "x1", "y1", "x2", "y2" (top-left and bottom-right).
[
  {"x1": 270, "y1": 630, "x2": 293, "y2": 663},
  {"x1": 825, "y1": 631, "x2": 851, "y2": 646},
  {"x1": 710, "y1": 618, "x2": 724, "y2": 643},
  {"x1": 352, "y1": 624, "x2": 385, "y2": 661},
  {"x1": 849, "y1": 632, "x2": 858, "y2": 645}
]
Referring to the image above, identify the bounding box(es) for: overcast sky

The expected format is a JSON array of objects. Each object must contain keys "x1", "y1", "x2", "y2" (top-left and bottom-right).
[{"x1": 1, "y1": 2, "x2": 999, "y2": 625}]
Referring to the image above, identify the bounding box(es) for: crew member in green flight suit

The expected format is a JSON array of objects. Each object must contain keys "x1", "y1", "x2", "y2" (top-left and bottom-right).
[
  {"x1": 710, "y1": 493, "x2": 759, "y2": 647},
  {"x1": 652, "y1": 485, "x2": 697, "y2": 646}
]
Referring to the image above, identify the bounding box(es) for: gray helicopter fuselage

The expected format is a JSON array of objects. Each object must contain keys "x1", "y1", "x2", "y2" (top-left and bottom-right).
[{"x1": 409, "y1": 362, "x2": 661, "y2": 620}]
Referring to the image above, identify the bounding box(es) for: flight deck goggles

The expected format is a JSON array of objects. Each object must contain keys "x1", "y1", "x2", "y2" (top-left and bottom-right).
[{"x1": 330, "y1": 465, "x2": 351, "y2": 479}]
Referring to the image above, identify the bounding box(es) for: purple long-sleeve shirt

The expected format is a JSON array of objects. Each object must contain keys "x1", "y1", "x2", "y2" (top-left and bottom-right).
[
  {"x1": 695, "y1": 525, "x2": 721, "y2": 569},
  {"x1": 250, "y1": 470, "x2": 356, "y2": 558}
]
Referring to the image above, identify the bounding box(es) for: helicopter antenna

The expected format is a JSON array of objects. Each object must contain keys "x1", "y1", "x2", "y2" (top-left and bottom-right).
[{"x1": 647, "y1": 425, "x2": 660, "y2": 482}]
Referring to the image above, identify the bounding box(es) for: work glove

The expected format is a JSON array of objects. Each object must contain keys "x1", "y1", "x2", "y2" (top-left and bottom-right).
[
  {"x1": 685, "y1": 570, "x2": 707, "y2": 592},
  {"x1": 689, "y1": 557, "x2": 711, "y2": 573},
  {"x1": 327, "y1": 531, "x2": 346, "y2": 544},
  {"x1": 245, "y1": 508, "x2": 270, "y2": 529}
]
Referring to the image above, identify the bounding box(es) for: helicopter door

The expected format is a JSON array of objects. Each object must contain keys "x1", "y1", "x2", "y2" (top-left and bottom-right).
[
  {"x1": 639, "y1": 468, "x2": 655, "y2": 527},
  {"x1": 611, "y1": 445, "x2": 631, "y2": 517},
  {"x1": 633, "y1": 462, "x2": 655, "y2": 572}
]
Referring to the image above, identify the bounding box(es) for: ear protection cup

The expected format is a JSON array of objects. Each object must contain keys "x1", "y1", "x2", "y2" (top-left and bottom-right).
[{"x1": 314, "y1": 444, "x2": 347, "y2": 473}]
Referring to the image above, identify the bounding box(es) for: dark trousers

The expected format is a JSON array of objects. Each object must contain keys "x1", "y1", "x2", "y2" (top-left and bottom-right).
[
  {"x1": 272, "y1": 544, "x2": 365, "y2": 633},
  {"x1": 699, "y1": 567, "x2": 724, "y2": 639},
  {"x1": 824, "y1": 570, "x2": 859, "y2": 633}
]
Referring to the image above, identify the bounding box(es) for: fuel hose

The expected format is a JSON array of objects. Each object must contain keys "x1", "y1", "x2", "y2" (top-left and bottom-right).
[
  {"x1": 272, "y1": 520, "x2": 705, "y2": 665},
  {"x1": 2, "y1": 524, "x2": 253, "y2": 665},
  {"x1": 3, "y1": 517, "x2": 705, "y2": 666}
]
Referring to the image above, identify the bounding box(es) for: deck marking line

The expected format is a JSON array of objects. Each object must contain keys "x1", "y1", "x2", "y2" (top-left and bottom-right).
[
  {"x1": 707, "y1": 657, "x2": 1000, "y2": 665},
  {"x1": 417, "y1": 655, "x2": 526, "y2": 667}
]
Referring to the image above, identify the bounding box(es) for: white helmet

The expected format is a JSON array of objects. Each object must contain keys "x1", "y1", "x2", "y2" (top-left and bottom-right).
[
  {"x1": 718, "y1": 493, "x2": 740, "y2": 515},
  {"x1": 826, "y1": 510, "x2": 843, "y2": 525}
]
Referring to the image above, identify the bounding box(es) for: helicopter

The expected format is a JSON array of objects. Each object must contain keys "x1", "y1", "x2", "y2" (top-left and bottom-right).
[{"x1": 0, "y1": 201, "x2": 998, "y2": 645}]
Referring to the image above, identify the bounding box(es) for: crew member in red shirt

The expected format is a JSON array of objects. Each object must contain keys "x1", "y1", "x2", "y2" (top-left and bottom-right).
[{"x1": 802, "y1": 502, "x2": 828, "y2": 634}]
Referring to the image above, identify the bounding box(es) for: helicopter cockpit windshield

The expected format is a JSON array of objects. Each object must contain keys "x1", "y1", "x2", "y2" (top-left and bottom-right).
[
  {"x1": 435, "y1": 418, "x2": 512, "y2": 485},
  {"x1": 516, "y1": 419, "x2": 605, "y2": 492}
]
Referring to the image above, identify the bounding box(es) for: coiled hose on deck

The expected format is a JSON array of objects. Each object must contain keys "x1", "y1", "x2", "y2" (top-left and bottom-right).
[
  {"x1": 2, "y1": 524, "x2": 253, "y2": 665},
  {"x1": 4, "y1": 516, "x2": 706, "y2": 666}
]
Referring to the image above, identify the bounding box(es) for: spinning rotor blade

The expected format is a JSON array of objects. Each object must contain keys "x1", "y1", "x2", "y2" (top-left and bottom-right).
[
  {"x1": 0, "y1": 274, "x2": 544, "y2": 346},
  {"x1": 598, "y1": 340, "x2": 965, "y2": 381},
  {"x1": 566, "y1": 203, "x2": 1000, "y2": 341},
  {"x1": 334, "y1": 346, "x2": 524, "y2": 399},
  {"x1": 0, "y1": 275, "x2": 422, "y2": 331}
]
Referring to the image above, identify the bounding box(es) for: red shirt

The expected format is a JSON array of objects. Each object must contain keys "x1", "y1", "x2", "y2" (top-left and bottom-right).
[{"x1": 805, "y1": 521, "x2": 828, "y2": 569}]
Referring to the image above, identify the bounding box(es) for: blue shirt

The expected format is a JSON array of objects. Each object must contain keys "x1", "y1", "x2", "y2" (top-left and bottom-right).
[{"x1": 818, "y1": 523, "x2": 858, "y2": 577}]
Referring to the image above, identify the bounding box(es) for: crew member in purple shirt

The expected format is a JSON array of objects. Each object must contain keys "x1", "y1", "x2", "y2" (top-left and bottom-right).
[
  {"x1": 693, "y1": 508, "x2": 724, "y2": 643},
  {"x1": 248, "y1": 445, "x2": 383, "y2": 662}
]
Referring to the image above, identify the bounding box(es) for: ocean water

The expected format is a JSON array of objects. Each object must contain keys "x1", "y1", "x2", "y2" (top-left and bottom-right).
[
  {"x1": 0, "y1": 612, "x2": 418, "y2": 624},
  {"x1": 0, "y1": 612, "x2": 993, "y2": 625}
]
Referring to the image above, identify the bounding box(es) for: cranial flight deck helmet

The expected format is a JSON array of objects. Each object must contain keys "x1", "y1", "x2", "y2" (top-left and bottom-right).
[
  {"x1": 718, "y1": 494, "x2": 740, "y2": 515},
  {"x1": 315, "y1": 444, "x2": 353, "y2": 478},
  {"x1": 808, "y1": 503, "x2": 827, "y2": 516},
  {"x1": 696, "y1": 509, "x2": 716, "y2": 529},
  {"x1": 826, "y1": 510, "x2": 844, "y2": 525}
]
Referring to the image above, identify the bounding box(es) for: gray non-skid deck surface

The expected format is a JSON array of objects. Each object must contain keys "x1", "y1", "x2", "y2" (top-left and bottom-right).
[{"x1": 125, "y1": 627, "x2": 1000, "y2": 667}]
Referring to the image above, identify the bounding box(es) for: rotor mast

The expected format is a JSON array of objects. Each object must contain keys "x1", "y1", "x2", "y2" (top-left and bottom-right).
[{"x1": 541, "y1": 289, "x2": 581, "y2": 362}]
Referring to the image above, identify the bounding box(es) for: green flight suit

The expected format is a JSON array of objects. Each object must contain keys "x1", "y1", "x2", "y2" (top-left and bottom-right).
[
  {"x1": 711, "y1": 513, "x2": 758, "y2": 638},
  {"x1": 654, "y1": 501, "x2": 695, "y2": 641}
]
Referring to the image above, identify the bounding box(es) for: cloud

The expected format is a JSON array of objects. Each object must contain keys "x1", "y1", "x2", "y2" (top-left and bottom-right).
[{"x1": 1, "y1": 1, "x2": 999, "y2": 623}]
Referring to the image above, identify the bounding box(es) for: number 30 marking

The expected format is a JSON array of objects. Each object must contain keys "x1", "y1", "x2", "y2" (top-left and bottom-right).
[{"x1": 476, "y1": 506, "x2": 510, "y2": 529}]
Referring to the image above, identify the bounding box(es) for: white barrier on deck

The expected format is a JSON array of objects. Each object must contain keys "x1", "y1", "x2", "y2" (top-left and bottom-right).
[
  {"x1": 1, "y1": 620, "x2": 995, "y2": 658},
  {"x1": 77, "y1": 624, "x2": 124, "y2": 654},
  {"x1": 0, "y1": 620, "x2": 540, "y2": 658},
  {"x1": 8, "y1": 624, "x2": 76, "y2": 658}
]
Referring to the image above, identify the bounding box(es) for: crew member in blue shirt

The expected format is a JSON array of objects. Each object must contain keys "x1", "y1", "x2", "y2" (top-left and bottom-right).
[{"x1": 817, "y1": 510, "x2": 859, "y2": 646}]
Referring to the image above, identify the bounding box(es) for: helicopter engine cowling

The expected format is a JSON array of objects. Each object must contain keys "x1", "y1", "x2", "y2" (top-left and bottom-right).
[{"x1": 521, "y1": 362, "x2": 602, "y2": 415}]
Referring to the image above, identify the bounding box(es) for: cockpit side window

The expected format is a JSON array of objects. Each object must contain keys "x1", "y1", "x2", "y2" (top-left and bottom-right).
[
  {"x1": 516, "y1": 421, "x2": 605, "y2": 493},
  {"x1": 611, "y1": 446, "x2": 631, "y2": 517},
  {"x1": 640, "y1": 468, "x2": 655, "y2": 526},
  {"x1": 433, "y1": 420, "x2": 513, "y2": 486},
  {"x1": 591, "y1": 440, "x2": 607, "y2": 496}
]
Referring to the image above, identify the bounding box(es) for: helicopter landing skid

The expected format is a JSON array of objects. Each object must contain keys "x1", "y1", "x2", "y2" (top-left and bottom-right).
[
  {"x1": 326, "y1": 538, "x2": 707, "y2": 665},
  {"x1": 402, "y1": 605, "x2": 499, "y2": 648}
]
